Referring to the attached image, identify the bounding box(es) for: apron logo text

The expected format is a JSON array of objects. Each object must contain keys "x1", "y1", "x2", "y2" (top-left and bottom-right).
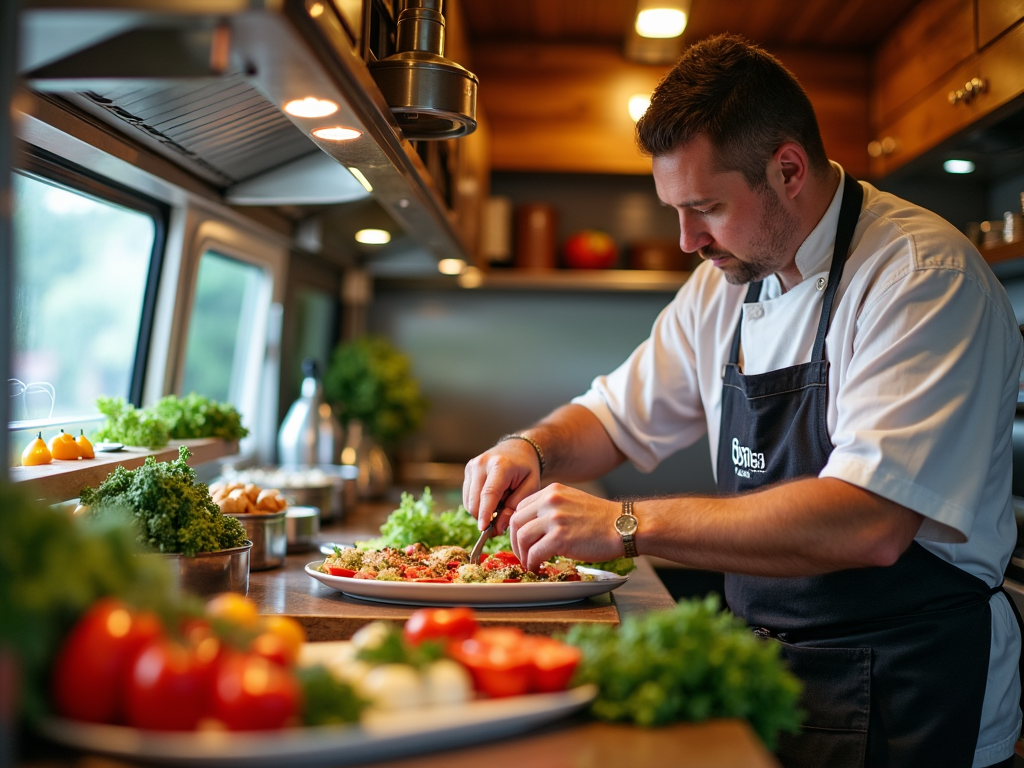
[{"x1": 731, "y1": 437, "x2": 766, "y2": 478}]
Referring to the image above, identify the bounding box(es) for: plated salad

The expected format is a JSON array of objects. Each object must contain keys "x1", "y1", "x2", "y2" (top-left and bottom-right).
[{"x1": 319, "y1": 543, "x2": 593, "y2": 584}]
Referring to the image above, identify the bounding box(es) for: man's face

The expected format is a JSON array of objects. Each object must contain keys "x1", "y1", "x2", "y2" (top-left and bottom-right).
[{"x1": 652, "y1": 136, "x2": 800, "y2": 286}]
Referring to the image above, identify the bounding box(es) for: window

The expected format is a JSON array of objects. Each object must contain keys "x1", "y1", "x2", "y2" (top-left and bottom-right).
[
  {"x1": 181, "y1": 251, "x2": 268, "y2": 405},
  {"x1": 10, "y1": 168, "x2": 161, "y2": 424}
]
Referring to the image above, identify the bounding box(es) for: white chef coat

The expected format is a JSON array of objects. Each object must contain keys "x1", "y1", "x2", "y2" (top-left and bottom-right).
[{"x1": 573, "y1": 166, "x2": 1024, "y2": 766}]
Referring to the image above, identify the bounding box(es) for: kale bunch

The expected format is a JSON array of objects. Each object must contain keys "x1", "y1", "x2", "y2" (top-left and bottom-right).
[
  {"x1": 80, "y1": 446, "x2": 247, "y2": 556},
  {"x1": 564, "y1": 595, "x2": 803, "y2": 749},
  {"x1": 149, "y1": 393, "x2": 249, "y2": 441},
  {"x1": 94, "y1": 396, "x2": 170, "y2": 449}
]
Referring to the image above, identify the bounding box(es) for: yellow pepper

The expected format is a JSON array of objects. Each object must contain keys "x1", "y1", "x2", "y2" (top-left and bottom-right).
[
  {"x1": 76, "y1": 430, "x2": 95, "y2": 459},
  {"x1": 48, "y1": 430, "x2": 82, "y2": 460},
  {"x1": 21, "y1": 432, "x2": 52, "y2": 466}
]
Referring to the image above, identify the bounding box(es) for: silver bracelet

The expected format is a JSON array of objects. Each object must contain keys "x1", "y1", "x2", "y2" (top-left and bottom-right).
[{"x1": 498, "y1": 433, "x2": 546, "y2": 476}]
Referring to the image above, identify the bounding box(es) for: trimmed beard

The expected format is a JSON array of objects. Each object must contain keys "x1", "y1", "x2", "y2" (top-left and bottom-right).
[{"x1": 704, "y1": 185, "x2": 800, "y2": 286}]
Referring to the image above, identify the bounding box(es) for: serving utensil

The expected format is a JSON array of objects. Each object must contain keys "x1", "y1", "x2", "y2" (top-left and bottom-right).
[{"x1": 470, "y1": 509, "x2": 499, "y2": 565}]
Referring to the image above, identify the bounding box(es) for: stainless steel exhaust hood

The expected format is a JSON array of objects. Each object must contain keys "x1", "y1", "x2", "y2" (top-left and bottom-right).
[
  {"x1": 17, "y1": 0, "x2": 477, "y2": 265},
  {"x1": 370, "y1": 0, "x2": 478, "y2": 140}
]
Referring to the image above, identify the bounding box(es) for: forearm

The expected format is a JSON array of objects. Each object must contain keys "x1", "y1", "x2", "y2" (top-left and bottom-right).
[
  {"x1": 517, "y1": 404, "x2": 626, "y2": 482},
  {"x1": 637, "y1": 477, "x2": 923, "y2": 577}
]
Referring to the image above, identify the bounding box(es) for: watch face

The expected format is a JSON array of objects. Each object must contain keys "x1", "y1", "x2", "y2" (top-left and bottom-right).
[{"x1": 615, "y1": 514, "x2": 638, "y2": 536}]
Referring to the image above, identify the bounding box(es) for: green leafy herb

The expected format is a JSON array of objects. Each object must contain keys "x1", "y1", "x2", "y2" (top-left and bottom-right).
[
  {"x1": 94, "y1": 396, "x2": 170, "y2": 449},
  {"x1": 563, "y1": 595, "x2": 803, "y2": 749},
  {"x1": 323, "y1": 336, "x2": 426, "y2": 448},
  {"x1": 80, "y1": 445, "x2": 247, "y2": 556},
  {"x1": 353, "y1": 622, "x2": 445, "y2": 668},
  {"x1": 574, "y1": 555, "x2": 635, "y2": 576},
  {"x1": 93, "y1": 394, "x2": 248, "y2": 448},
  {"x1": 357, "y1": 488, "x2": 512, "y2": 554},
  {"x1": 0, "y1": 484, "x2": 174, "y2": 721},
  {"x1": 149, "y1": 393, "x2": 249, "y2": 441},
  {"x1": 296, "y1": 665, "x2": 368, "y2": 726}
]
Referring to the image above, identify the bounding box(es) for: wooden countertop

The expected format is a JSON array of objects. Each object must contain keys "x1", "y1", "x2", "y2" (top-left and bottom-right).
[
  {"x1": 249, "y1": 499, "x2": 676, "y2": 639},
  {"x1": 18, "y1": 718, "x2": 780, "y2": 768}
]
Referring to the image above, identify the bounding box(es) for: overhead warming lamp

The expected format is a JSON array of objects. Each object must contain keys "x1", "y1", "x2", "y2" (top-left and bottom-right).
[{"x1": 369, "y1": 0, "x2": 479, "y2": 140}]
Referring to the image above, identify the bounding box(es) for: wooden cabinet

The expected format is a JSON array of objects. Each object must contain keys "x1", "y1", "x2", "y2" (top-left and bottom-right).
[
  {"x1": 869, "y1": 0, "x2": 1024, "y2": 178},
  {"x1": 978, "y1": 0, "x2": 1024, "y2": 48}
]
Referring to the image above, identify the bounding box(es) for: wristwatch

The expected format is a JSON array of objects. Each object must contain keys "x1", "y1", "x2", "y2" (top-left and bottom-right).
[{"x1": 615, "y1": 500, "x2": 639, "y2": 558}]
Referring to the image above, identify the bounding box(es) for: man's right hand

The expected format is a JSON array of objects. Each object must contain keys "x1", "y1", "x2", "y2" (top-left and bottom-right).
[{"x1": 463, "y1": 437, "x2": 543, "y2": 534}]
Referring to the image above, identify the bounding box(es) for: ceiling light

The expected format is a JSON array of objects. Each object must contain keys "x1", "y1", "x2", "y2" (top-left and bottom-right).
[
  {"x1": 943, "y1": 159, "x2": 976, "y2": 174},
  {"x1": 635, "y1": 8, "x2": 687, "y2": 38},
  {"x1": 312, "y1": 126, "x2": 362, "y2": 141},
  {"x1": 458, "y1": 266, "x2": 483, "y2": 289},
  {"x1": 308, "y1": 2, "x2": 324, "y2": 17},
  {"x1": 284, "y1": 97, "x2": 338, "y2": 118},
  {"x1": 347, "y1": 167, "x2": 373, "y2": 192},
  {"x1": 628, "y1": 94, "x2": 651, "y2": 122},
  {"x1": 438, "y1": 258, "x2": 465, "y2": 275},
  {"x1": 355, "y1": 228, "x2": 390, "y2": 245}
]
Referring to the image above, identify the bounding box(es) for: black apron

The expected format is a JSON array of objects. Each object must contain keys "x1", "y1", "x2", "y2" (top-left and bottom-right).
[{"x1": 716, "y1": 174, "x2": 1021, "y2": 767}]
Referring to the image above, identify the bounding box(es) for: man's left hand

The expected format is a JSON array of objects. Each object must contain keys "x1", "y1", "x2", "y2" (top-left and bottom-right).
[{"x1": 508, "y1": 484, "x2": 623, "y2": 572}]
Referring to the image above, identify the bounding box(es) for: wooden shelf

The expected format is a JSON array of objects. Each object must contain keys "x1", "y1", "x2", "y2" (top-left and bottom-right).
[
  {"x1": 378, "y1": 269, "x2": 691, "y2": 293},
  {"x1": 981, "y1": 239, "x2": 1024, "y2": 266},
  {"x1": 8, "y1": 438, "x2": 239, "y2": 503}
]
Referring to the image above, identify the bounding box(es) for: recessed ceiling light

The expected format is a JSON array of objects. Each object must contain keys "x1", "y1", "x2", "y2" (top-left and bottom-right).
[
  {"x1": 438, "y1": 258, "x2": 465, "y2": 275},
  {"x1": 458, "y1": 266, "x2": 483, "y2": 288},
  {"x1": 312, "y1": 127, "x2": 361, "y2": 141},
  {"x1": 355, "y1": 228, "x2": 390, "y2": 245},
  {"x1": 628, "y1": 94, "x2": 651, "y2": 122},
  {"x1": 284, "y1": 97, "x2": 338, "y2": 118},
  {"x1": 635, "y1": 8, "x2": 687, "y2": 38},
  {"x1": 347, "y1": 167, "x2": 372, "y2": 192},
  {"x1": 943, "y1": 159, "x2": 976, "y2": 174}
]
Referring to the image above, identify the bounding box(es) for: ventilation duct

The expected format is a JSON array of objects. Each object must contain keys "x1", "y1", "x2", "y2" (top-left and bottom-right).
[{"x1": 369, "y1": 0, "x2": 478, "y2": 140}]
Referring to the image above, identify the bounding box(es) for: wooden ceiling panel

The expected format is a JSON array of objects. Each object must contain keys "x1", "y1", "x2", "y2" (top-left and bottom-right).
[{"x1": 462, "y1": 0, "x2": 923, "y2": 50}]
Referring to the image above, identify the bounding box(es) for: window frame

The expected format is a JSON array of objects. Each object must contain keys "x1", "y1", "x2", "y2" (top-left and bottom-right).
[{"x1": 13, "y1": 146, "x2": 169, "y2": 412}]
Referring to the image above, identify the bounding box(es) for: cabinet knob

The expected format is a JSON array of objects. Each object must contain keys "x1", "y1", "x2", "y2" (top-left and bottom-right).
[
  {"x1": 867, "y1": 136, "x2": 900, "y2": 157},
  {"x1": 949, "y1": 77, "x2": 987, "y2": 105}
]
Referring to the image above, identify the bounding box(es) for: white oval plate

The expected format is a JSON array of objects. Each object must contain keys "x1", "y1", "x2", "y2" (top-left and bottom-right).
[
  {"x1": 38, "y1": 684, "x2": 597, "y2": 767},
  {"x1": 305, "y1": 563, "x2": 629, "y2": 607}
]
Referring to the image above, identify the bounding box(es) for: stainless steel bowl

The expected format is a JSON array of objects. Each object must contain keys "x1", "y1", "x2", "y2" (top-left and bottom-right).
[
  {"x1": 227, "y1": 511, "x2": 287, "y2": 570},
  {"x1": 285, "y1": 506, "x2": 320, "y2": 553},
  {"x1": 161, "y1": 542, "x2": 252, "y2": 597}
]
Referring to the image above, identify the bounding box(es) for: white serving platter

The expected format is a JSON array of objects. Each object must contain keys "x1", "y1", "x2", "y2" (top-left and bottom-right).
[
  {"x1": 305, "y1": 563, "x2": 629, "y2": 607},
  {"x1": 37, "y1": 685, "x2": 597, "y2": 767}
]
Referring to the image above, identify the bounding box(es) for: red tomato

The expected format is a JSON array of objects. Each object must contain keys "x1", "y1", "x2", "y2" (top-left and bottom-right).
[
  {"x1": 124, "y1": 638, "x2": 208, "y2": 730},
  {"x1": 483, "y1": 551, "x2": 521, "y2": 571},
  {"x1": 415, "y1": 578, "x2": 451, "y2": 583},
  {"x1": 50, "y1": 599, "x2": 164, "y2": 723},
  {"x1": 213, "y1": 653, "x2": 301, "y2": 730},
  {"x1": 528, "y1": 637, "x2": 582, "y2": 693},
  {"x1": 403, "y1": 566, "x2": 430, "y2": 579},
  {"x1": 250, "y1": 631, "x2": 291, "y2": 667},
  {"x1": 327, "y1": 566, "x2": 356, "y2": 578},
  {"x1": 403, "y1": 608, "x2": 477, "y2": 645},
  {"x1": 448, "y1": 636, "x2": 531, "y2": 698},
  {"x1": 562, "y1": 230, "x2": 618, "y2": 270}
]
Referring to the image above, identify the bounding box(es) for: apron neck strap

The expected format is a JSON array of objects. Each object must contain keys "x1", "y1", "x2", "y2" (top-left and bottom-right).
[{"x1": 811, "y1": 173, "x2": 863, "y2": 361}]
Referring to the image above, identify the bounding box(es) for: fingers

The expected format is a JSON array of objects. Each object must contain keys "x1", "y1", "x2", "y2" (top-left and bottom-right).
[{"x1": 462, "y1": 443, "x2": 542, "y2": 529}]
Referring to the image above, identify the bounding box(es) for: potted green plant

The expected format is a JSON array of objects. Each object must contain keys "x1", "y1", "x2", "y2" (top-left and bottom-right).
[{"x1": 323, "y1": 336, "x2": 427, "y2": 497}]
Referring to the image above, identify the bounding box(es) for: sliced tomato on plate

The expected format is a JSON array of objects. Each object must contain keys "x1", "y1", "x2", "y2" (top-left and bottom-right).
[
  {"x1": 404, "y1": 608, "x2": 477, "y2": 645},
  {"x1": 327, "y1": 566, "x2": 356, "y2": 578}
]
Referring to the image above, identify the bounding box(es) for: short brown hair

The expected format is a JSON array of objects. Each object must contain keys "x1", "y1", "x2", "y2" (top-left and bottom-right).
[{"x1": 636, "y1": 35, "x2": 831, "y2": 188}]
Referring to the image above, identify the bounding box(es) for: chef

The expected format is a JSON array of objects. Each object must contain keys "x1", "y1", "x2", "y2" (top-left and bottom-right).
[{"x1": 462, "y1": 35, "x2": 1024, "y2": 768}]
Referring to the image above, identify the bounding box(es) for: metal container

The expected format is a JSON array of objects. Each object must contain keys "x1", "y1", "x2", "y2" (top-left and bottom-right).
[
  {"x1": 161, "y1": 542, "x2": 252, "y2": 597},
  {"x1": 286, "y1": 506, "x2": 320, "y2": 553},
  {"x1": 227, "y1": 511, "x2": 287, "y2": 570},
  {"x1": 278, "y1": 358, "x2": 344, "y2": 467}
]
